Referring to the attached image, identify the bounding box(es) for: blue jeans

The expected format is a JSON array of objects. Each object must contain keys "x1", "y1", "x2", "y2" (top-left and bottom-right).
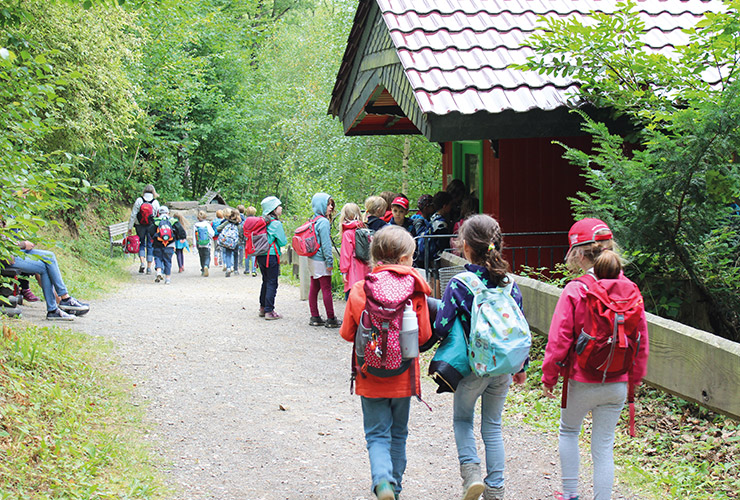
[
  {"x1": 222, "y1": 247, "x2": 237, "y2": 270},
  {"x1": 256, "y1": 255, "x2": 279, "y2": 312},
  {"x1": 134, "y1": 224, "x2": 154, "y2": 263},
  {"x1": 11, "y1": 249, "x2": 68, "y2": 312},
  {"x1": 453, "y1": 373, "x2": 512, "y2": 488},
  {"x1": 153, "y1": 246, "x2": 174, "y2": 276},
  {"x1": 361, "y1": 396, "x2": 411, "y2": 496},
  {"x1": 236, "y1": 244, "x2": 244, "y2": 271},
  {"x1": 248, "y1": 255, "x2": 256, "y2": 273},
  {"x1": 560, "y1": 380, "x2": 626, "y2": 500}
]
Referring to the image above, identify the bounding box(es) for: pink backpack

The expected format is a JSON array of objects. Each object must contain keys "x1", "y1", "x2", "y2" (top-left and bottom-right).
[{"x1": 292, "y1": 216, "x2": 321, "y2": 257}]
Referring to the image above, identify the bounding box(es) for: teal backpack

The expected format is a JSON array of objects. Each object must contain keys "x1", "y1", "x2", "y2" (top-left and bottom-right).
[{"x1": 456, "y1": 271, "x2": 531, "y2": 377}]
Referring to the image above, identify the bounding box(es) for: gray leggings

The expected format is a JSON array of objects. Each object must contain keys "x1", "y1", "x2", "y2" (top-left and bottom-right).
[{"x1": 559, "y1": 380, "x2": 626, "y2": 500}]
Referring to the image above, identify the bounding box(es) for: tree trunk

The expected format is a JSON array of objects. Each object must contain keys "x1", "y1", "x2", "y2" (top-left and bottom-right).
[{"x1": 402, "y1": 137, "x2": 410, "y2": 195}]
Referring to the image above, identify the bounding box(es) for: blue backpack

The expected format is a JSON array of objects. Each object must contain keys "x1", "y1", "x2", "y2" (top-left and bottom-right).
[
  {"x1": 217, "y1": 222, "x2": 240, "y2": 250},
  {"x1": 456, "y1": 271, "x2": 531, "y2": 377},
  {"x1": 195, "y1": 225, "x2": 211, "y2": 247}
]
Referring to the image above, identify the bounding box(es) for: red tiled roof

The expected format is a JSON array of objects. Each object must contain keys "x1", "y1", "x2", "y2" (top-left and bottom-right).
[{"x1": 376, "y1": 0, "x2": 724, "y2": 116}]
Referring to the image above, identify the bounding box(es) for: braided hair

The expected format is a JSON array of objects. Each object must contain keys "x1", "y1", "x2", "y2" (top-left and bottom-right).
[{"x1": 458, "y1": 214, "x2": 510, "y2": 286}]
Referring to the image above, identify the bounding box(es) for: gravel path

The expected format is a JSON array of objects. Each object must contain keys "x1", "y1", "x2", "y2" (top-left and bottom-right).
[{"x1": 21, "y1": 251, "x2": 644, "y2": 500}]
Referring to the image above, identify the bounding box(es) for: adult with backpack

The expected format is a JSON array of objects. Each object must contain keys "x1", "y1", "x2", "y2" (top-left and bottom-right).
[
  {"x1": 339, "y1": 225, "x2": 433, "y2": 500},
  {"x1": 306, "y1": 192, "x2": 341, "y2": 328},
  {"x1": 193, "y1": 210, "x2": 215, "y2": 277},
  {"x1": 127, "y1": 184, "x2": 160, "y2": 275},
  {"x1": 253, "y1": 196, "x2": 287, "y2": 320},
  {"x1": 541, "y1": 218, "x2": 649, "y2": 500},
  {"x1": 147, "y1": 206, "x2": 186, "y2": 285},
  {"x1": 431, "y1": 214, "x2": 530, "y2": 500}
]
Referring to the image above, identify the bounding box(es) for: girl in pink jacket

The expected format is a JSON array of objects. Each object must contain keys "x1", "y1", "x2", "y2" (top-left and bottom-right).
[
  {"x1": 339, "y1": 203, "x2": 370, "y2": 300},
  {"x1": 541, "y1": 218, "x2": 649, "y2": 500}
]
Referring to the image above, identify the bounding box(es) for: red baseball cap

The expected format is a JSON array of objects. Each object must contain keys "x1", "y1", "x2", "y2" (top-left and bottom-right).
[
  {"x1": 391, "y1": 196, "x2": 409, "y2": 210},
  {"x1": 567, "y1": 218, "x2": 613, "y2": 253}
]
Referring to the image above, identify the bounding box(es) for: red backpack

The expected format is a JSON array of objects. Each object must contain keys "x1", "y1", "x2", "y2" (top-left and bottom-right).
[
  {"x1": 137, "y1": 200, "x2": 154, "y2": 225},
  {"x1": 292, "y1": 216, "x2": 321, "y2": 257},
  {"x1": 562, "y1": 273, "x2": 645, "y2": 435},
  {"x1": 122, "y1": 234, "x2": 140, "y2": 254}
]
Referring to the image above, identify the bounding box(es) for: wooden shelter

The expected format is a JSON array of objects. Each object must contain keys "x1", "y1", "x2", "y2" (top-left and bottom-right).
[{"x1": 328, "y1": 0, "x2": 722, "y2": 262}]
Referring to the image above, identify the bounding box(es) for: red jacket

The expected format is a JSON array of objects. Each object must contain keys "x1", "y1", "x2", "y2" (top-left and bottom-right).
[
  {"x1": 340, "y1": 265, "x2": 432, "y2": 398},
  {"x1": 541, "y1": 271, "x2": 649, "y2": 388}
]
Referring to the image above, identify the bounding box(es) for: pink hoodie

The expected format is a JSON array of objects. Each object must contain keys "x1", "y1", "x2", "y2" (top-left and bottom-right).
[
  {"x1": 340, "y1": 220, "x2": 371, "y2": 293},
  {"x1": 541, "y1": 273, "x2": 650, "y2": 388}
]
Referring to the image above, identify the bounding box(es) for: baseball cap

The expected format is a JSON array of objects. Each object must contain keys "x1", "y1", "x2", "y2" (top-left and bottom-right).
[
  {"x1": 567, "y1": 218, "x2": 613, "y2": 254},
  {"x1": 391, "y1": 196, "x2": 409, "y2": 210}
]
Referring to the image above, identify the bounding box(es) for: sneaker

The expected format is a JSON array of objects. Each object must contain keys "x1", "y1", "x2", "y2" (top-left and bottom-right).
[
  {"x1": 138, "y1": 265, "x2": 145, "y2": 274},
  {"x1": 225, "y1": 268, "x2": 232, "y2": 278},
  {"x1": 164, "y1": 278, "x2": 171, "y2": 285},
  {"x1": 259, "y1": 307, "x2": 265, "y2": 317},
  {"x1": 309, "y1": 316, "x2": 325, "y2": 326},
  {"x1": 146, "y1": 267, "x2": 153, "y2": 275},
  {"x1": 204, "y1": 267, "x2": 209, "y2": 277},
  {"x1": 59, "y1": 297, "x2": 90, "y2": 316},
  {"x1": 252, "y1": 271, "x2": 257, "y2": 277},
  {"x1": 375, "y1": 481, "x2": 395, "y2": 500},
  {"x1": 21, "y1": 289, "x2": 39, "y2": 302},
  {"x1": 243, "y1": 269, "x2": 250, "y2": 275},
  {"x1": 483, "y1": 485, "x2": 505, "y2": 500},
  {"x1": 325, "y1": 317, "x2": 342, "y2": 328},
  {"x1": 47, "y1": 308, "x2": 74, "y2": 321},
  {"x1": 155, "y1": 273, "x2": 163, "y2": 283},
  {"x1": 264, "y1": 311, "x2": 282, "y2": 320},
  {"x1": 554, "y1": 493, "x2": 579, "y2": 500},
  {"x1": 178, "y1": 266, "x2": 184, "y2": 273}
]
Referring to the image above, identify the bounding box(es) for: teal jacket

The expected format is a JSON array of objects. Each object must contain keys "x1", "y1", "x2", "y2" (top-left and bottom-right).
[
  {"x1": 266, "y1": 216, "x2": 287, "y2": 258},
  {"x1": 309, "y1": 193, "x2": 333, "y2": 268}
]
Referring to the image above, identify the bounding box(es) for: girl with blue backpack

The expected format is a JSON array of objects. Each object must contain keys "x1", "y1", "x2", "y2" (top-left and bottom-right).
[{"x1": 433, "y1": 214, "x2": 529, "y2": 500}]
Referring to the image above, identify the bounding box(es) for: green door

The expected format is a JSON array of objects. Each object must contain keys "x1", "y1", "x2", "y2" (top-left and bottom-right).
[{"x1": 452, "y1": 141, "x2": 483, "y2": 213}]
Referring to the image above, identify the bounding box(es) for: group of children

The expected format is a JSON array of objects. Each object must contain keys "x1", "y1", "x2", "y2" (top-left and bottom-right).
[{"x1": 339, "y1": 214, "x2": 649, "y2": 500}]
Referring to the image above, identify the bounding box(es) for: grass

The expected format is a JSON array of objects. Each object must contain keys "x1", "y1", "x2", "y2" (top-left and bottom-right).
[
  {"x1": 502, "y1": 335, "x2": 740, "y2": 500},
  {"x1": 0, "y1": 208, "x2": 169, "y2": 499}
]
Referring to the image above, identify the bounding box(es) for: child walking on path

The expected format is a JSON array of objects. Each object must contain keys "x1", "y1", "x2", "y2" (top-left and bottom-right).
[
  {"x1": 339, "y1": 203, "x2": 370, "y2": 300},
  {"x1": 433, "y1": 214, "x2": 527, "y2": 500},
  {"x1": 339, "y1": 225, "x2": 433, "y2": 500},
  {"x1": 244, "y1": 206, "x2": 258, "y2": 276},
  {"x1": 218, "y1": 209, "x2": 242, "y2": 277},
  {"x1": 148, "y1": 206, "x2": 186, "y2": 285},
  {"x1": 307, "y1": 192, "x2": 341, "y2": 328},
  {"x1": 541, "y1": 218, "x2": 649, "y2": 500},
  {"x1": 173, "y1": 212, "x2": 189, "y2": 273},
  {"x1": 256, "y1": 196, "x2": 287, "y2": 320},
  {"x1": 193, "y1": 211, "x2": 214, "y2": 277}
]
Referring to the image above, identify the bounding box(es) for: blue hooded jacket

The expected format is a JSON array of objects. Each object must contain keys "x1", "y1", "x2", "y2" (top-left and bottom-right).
[{"x1": 310, "y1": 192, "x2": 333, "y2": 267}]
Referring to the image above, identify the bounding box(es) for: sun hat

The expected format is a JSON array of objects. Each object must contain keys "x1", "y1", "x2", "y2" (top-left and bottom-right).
[
  {"x1": 567, "y1": 218, "x2": 613, "y2": 255},
  {"x1": 391, "y1": 196, "x2": 409, "y2": 210},
  {"x1": 261, "y1": 196, "x2": 282, "y2": 216}
]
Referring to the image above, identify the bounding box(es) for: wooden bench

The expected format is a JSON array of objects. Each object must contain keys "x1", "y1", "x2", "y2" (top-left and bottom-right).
[{"x1": 108, "y1": 222, "x2": 129, "y2": 257}]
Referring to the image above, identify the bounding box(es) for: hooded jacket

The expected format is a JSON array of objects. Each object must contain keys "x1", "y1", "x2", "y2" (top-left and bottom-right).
[
  {"x1": 541, "y1": 271, "x2": 650, "y2": 388},
  {"x1": 309, "y1": 193, "x2": 333, "y2": 268},
  {"x1": 339, "y1": 220, "x2": 370, "y2": 293},
  {"x1": 340, "y1": 265, "x2": 432, "y2": 398}
]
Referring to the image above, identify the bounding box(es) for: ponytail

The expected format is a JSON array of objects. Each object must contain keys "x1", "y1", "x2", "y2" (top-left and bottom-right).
[
  {"x1": 593, "y1": 249, "x2": 622, "y2": 279},
  {"x1": 459, "y1": 214, "x2": 510, "y2": 287}
]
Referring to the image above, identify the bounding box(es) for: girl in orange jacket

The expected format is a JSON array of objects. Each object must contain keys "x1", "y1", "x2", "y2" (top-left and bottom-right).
[{"x1": 340, "y1": 225, "x2": 432, "y2": 500}]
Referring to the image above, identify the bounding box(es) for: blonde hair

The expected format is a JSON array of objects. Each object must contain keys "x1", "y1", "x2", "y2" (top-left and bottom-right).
[
  {"x1": 370, "y1": 225, "x2": 415, "y2": 266},
  {"x1": 364, "y1": 196, "x2": 387, "y2": 218},
  {"x1": 566, "y1": 234, "x2": 623, "y2": 277},
  {"x1": 197, "y1": 210, "x2": 207, "y2": 221},
  {"x1": 173, "y1": 212, "x2": 188, "y2": 230},
  {"x1": 245, "y1": 206, "x2": 257, "y2": 217},
  {"x1": 339, "y1": 203, "x2": 363, "y2": 227},
  {"x1": 216, "y1": 209, "x2": 224, "y2": 218}
]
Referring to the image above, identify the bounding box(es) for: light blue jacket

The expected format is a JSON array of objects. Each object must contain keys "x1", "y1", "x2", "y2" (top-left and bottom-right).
[{"x1": 309, "y1": 192, "x2": 333, "y2": 268}]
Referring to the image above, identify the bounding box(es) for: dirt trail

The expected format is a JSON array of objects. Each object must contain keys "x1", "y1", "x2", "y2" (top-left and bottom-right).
[{"x1": 21, "y1": 250, "x2": 643, "y2": 500}]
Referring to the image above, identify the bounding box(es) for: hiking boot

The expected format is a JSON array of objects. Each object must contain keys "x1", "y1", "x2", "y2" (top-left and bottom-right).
[
  {"x1": 59, "y1": 297, "x2": 90, "y2": 316},
  {"x1": 264, "y1": 311, "x2": 282, "y2": 320},
  {"x1": 146, "y1": 267, "x2": 153, "y2": 275},
  {"x1": 203, "y1": 267, "x2": 209, "y2": 277},
  {"x1": 375, "y1": 480, "x2": 395, "y2": 500},
  {"x1": 164, "y1": 278, "x2": 171, "y2": 285},
  {"x1": 309, "y1": 316, "x2": 325, "y2": 326},
  {"x1": 47, "y1": 308, "x2": 74, "y2": 321},
  {"x1": 22, "y1": 289, "x2": 39, "y2": 302},
  {"x1": 460, "y1": 463, "x2": 485, "y2": 500},
  {"x1": 483, "y1": 485, "x2": 505, "y2": 500},
  {"x1": 155, "y1": 273, "x2": 162, "y2": 283},
  {"x1": 325, "y1": 317, "x2": 342, "y2": 328},
  {"x1": 259, "y1": 307, "x2": 265, "y2": 317},
  {"x1": 138, "y1": 265, "x2": 145, "y2": 274}
]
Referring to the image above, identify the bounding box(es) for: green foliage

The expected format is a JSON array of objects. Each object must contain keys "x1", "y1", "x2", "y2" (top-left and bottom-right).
[
  {"x1": 0, "y1": 321, "x2": 167, "y2": 499},
  {"x1": 521, "y1": 1, "x2": 740, "y2": 340}
]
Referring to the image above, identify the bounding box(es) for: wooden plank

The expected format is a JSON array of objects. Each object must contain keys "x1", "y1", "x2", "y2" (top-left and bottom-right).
[
  {"x1": 512, "y1": 274, "x2": 740, "y2": 420},
  {"x1": 360, "y1": 49, "x2": 399, "y2": 71}
]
